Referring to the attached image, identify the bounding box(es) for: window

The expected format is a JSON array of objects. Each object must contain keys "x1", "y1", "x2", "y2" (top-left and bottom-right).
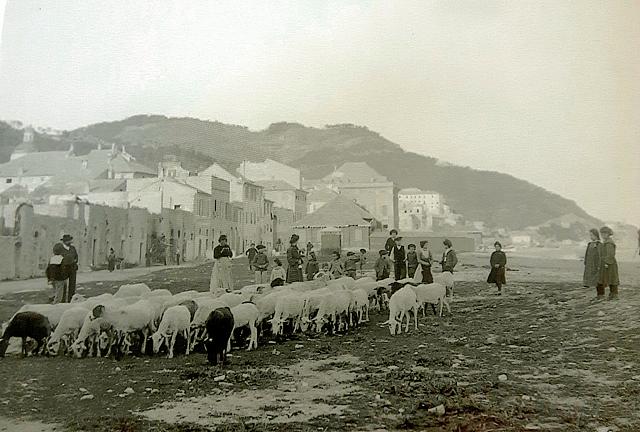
[
  {"x1": 6, "y1": 179, "x2": 11, "y2": 183},
  {"x1": 174, "y1": 205, "x2": 181, "y2": 210}
]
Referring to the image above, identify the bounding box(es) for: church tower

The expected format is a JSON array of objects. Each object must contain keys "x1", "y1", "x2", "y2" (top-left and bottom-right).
[{"x1": 10, "y1": 126, "x2": 36, "y2": 160}]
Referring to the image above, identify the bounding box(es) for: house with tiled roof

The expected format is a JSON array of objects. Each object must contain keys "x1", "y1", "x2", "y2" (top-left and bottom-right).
[
  {"x1": 306, "y1": 187, "x2": 339, "y2": 214},
  {"x1": 316, "y1": 162, "x2": 398, "y2": 230},
  {"x1": 292, "y1": 194, "x2": 378, "y2": 251},
  {"x1": 0, "y1": 143, "x2": 155, "y2": 193},
  {"x1": 254, "y1": 179, "x2": 307, "y2": 223}
]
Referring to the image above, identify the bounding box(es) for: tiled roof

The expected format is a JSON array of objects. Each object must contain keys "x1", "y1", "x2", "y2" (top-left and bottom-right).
[
  {"x1": 307, "y1": 187, "x2": 338, "y2": 202},
  {"x1": 0, "y1": 149, "x2": 155, "y2": 178},
  {"x1": 293, "y1": 194, "x2": 376, "y2": 228},
  {"x1": 255, "y1": 180, "x2": 297, "y2": 191},
  {"x1": 322, "y1": 162, "x2": 388, "y2": 184}
]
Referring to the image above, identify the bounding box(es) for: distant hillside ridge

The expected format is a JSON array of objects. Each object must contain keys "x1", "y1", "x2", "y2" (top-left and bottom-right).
[{"x1": 0, "y1": 116, "x2": 600, "y2": 230}]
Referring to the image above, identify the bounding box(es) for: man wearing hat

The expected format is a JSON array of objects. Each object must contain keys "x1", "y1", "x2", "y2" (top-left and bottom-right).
[{"x1": 52, "y1": 234, "x2": 79, "y2": 302}]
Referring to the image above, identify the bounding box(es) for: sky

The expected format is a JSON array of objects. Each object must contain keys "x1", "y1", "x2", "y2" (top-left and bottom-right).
[{"x1": 0, "y1": 0, "x2": 638, "y2": 224}]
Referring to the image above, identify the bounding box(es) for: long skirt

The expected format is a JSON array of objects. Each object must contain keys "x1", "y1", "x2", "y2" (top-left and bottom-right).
[
  {"x1": 421, "y1": 266, "x2": 433, "y2": 284},
  {"x1": 286, "y1": 266, "x2": 303, "y2": 283},
  {"x1": 487, "y1": 267, "x2": 506, "y2": 285},
  {"x1": 210, "y1": 257, "x2": 233, "y2": 294}
]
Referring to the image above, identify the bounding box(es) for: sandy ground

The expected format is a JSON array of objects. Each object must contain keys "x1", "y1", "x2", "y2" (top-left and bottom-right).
[{"x1": 0, "y1": 253, "x2": 639, "y2": 432}]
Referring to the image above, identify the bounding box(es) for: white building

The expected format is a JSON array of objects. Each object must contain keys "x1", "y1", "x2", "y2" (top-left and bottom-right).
[
  {"x1": 398, "y1": 188, "x2": 442, "y2": 214},
  {"x1": 238, "y1": 159, "x2": 302, "y2": 189}
]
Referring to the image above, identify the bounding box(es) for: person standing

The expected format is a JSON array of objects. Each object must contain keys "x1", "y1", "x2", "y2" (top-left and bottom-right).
[
  {"x1": 252, "y1": 245, "x2": 269, "y2": 284},
  {"x1": 107, "y1": 248, "x2": 117, "y2": 272},
  {"x1": 406, "y1": 244, "x2": 418, "y2": 278},
  {"x1": 328, "y1": 251, "x2": 344, "y2": 279},
  {"x1": 390, "y1": 237, "x2": 407, "y2": 280},
  {"x1": 344, "y1": 251, "x2": 360, "y2": 279},
  {"x1": 487, "y1": 241, "x2": 507, "y2": 295},
  {"x1": 374, "y1": 250, "x2": 391, "y2": 281},
  {"x1": 358, "y1": 248, "x2": 368, "y2": 277},
  {"x1": 583, "y1": 228, "x2": 602, "y2": 289},
  {"x1": 597, "y1": 226, "x2": 619, "y2": 300},
  {"x1": 440, "y1": 239, "x2": 458, "y2": 273},
  {"x1": 53, "y1": 234, "x2": 78, "y2": 302},
  {"x1": 417, "y1": 240, "x2": 434, "y2": 284},
  {"x1": 385, "y1": 229, "x2": 398, "y2": 253},
  {"x1": 270, "y1": 258, "x2": 286, "y2": 284},
  {"x1": 245, "y1": 243, "x2": 257, "y2": 272},
  {"x1": 286, "y1": 234, "x2": 303, "y2": 283},
  {"x1": 210, "y1": 235, "x2": 234, "y2": 294}
]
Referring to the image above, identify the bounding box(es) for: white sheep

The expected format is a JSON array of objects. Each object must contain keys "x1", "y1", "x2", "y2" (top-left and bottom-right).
[
  {"x1": 434, "y1": 272, "x2": 455, "y2": 298},
  {"x1": 16, "y1": 303, "x2": 74, "y2": 329},
  {"x1": 215, "y1": 292, "x2": 245, "y2": 309},
  {"x1": 230, "y1": 303, "x2": 260, "y2": 351},
  {"x1": 385, "y1": 286, "x2": 418, "y2": 335},
  {"x1": 114, "y1": 283, "x2": 151, "y2": 298},
  {"x1": 300, "y1": 288, "x2": 332, "y2": 330},
  {"x1": 151, "y1": 305, "x2": 191, "y2": 358},
  {"x1": 143, "y1": 289, "x2": 172, "y2": 298},
  {"x1": 71, "y1": 316, "x2": 113, "y2": 358},
  {"x1": 350, "y1": 288, "x2": 369, "y2": 324},
  {"x1": 98, "y1": 299, "x2": 154, "y2": 355},
  {"x1": 411, "y1": 283, "x2": 450, "y2": 317},
  {"x1": 47, "y1": 306, "x2": 90, "y2": 355},
  {"x1": 254, "y1": 289, "x2": 293, "y2": 323},
  {"x1": 314, "y1": 290, "x2": 351, "y2": 333},
  {"x1": 270, "y1": 294, "x2": 305, "y2": 336}
]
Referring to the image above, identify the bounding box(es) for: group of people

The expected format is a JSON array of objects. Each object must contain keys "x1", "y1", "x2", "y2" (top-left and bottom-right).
[
  {"x1": 582, "y1": 226, "x2": 620, "y2": 300},
  {"x1": 377, "y1": 229, "x2": 459, "y2": 284}
]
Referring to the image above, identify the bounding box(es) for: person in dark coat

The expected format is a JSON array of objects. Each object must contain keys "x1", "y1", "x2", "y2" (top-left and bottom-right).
[
  {"x1": 487, "y1": 241, "x2": 507, "y2": 295},
  {"x1": 583, "y1": 228, "x2": 602, "y2": 288},
  {"x1": 384, "y1": 229, "x2": 398, "y2": 253},
  {"x1": 597, "y1": 226, "x2": 619, "y2": 300},
  {"x1": 390, "y1": 237, "x2": 406, "y2": 280},
  {"x1": 305, "y1": 251, "x2": 319, "y2": 281},
  {"x1": 52, "y1": 234, "x2": 78, "y2": 302},
  {"x1": 440, "y1": 239, "x2": 458, "y2": 273},
  {"x1": 374, "y1": 250, "x2": 391, "y2": 281},
  {"x1": 286, "y1": 234, "x2": 303, "y2": 283},
  {"x1": 406, "y1": 244, "x2": 418, "y2": 278},
  {"x1": 107, "y1": 248, "x2": 117, "y2": 272},
  {"x1": 46, "y1": 255, "x2": 69, "y2": 304},
  {"x1": 245, "y1": 243, "x2": 257, "y2": 271}
]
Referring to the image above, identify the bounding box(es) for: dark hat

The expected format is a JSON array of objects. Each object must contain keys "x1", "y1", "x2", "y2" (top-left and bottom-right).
[
  {"x1": 347, "y1": 251, "x2": 355, "y2": 256},
  {"x1": 379, "y1": 249, "x2": 388, "y2": 255},
  {"x1": 494, "y1": 241, "x2": 502, "y2": 247},
  {"x1": 61, "y1": 234, "x2": 73, "y2": 242},
  {"x1": 599, "y1": 226, "x2": 614, "y2": 236},
  {"x1": 290, "y1": 234, "x2": 300, "y2": 244},
  {"x1": 256, "y1": 244, "x2": 266, "y2": 250},
  {"x1": 218, "y1": 234, "x2": 227, "y2": 242}
]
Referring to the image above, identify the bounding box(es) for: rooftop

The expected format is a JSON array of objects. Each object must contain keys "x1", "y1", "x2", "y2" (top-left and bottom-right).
[
  {"x1": 322, "y1": 162, "x2": 388, "y2": 184},
  {"x1": 293, "y1": 194, "x2": 376, "y2": 228}
]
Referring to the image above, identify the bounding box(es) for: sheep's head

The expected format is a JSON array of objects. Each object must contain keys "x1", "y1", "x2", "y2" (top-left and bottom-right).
[
  {"x1": 70, "y1": 294, "x2": 86, "y2": 303},
  {"x1": 388, "y1": 318, "x2": 400, "y2": 336},
  {"x1": 47, "y1": 338, "x2": 60, "y2": 355},
  {"x1": 92, "y1": 305, "x2": 106, "y2": 319},
  {"x1": 71, "y1": 341, "x2": 85, "y2": 358},
  {"x1": 269, "y1": 318, "x2": 281, "y2": 335},
  {"x1": 151, "y1": 332, "x2": 163, "y2": 354}
]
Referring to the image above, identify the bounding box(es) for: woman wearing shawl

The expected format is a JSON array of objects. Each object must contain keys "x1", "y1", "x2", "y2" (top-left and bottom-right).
[
  {"x1": 583, "y1": 228, "x2": 602, "y2": 289},
  {"x1": 286, "y1": 234, "x2": 303, "y2": 283},
  {"x1": 440, "y1": 239, "x2": 458, "y2": 273},
  {"x1": 414, "y1": 240, "x2": 434, "y2": 284},
  {"x1": 210, "y1": 235, "x2": 234, "y2": 294}
]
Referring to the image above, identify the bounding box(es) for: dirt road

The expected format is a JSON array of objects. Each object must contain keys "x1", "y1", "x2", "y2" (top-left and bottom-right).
[{"x1": 0, "y1": 255, "x2": 638, "y2": 431}]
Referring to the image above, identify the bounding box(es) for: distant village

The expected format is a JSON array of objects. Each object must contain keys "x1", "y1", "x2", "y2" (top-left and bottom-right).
[{"x1": 0, "y1": 126, "x2": 598, "y2": 280}]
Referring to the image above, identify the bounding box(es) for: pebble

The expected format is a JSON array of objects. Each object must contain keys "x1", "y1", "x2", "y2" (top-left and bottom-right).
[
  {"x1": 115, "y1": 367, "x2": 122, "y2": 372},
  {"x1": 498, "y1": 374, "x2": 508, "y2": 382},
  {"x1": 607, "y1": 347, "x2": 617, "y2": 352},
  {"x1": 398, "y1": 408, "x2": 405, "y2": 414},
  {"x1": 242, "y1": 373, "x2": 250, "y2": 379},
  {"x1": 522, "y1": 395, "x2": 531, "y2": 401},
  {"x1": 388, "y1": 366, "x2": 399, "y2": 371},
  {"x1": 428, "y1": 404, "x2": 445, "y2": 415},
  {"x1": 597, "y1": 311, "x2": 605, "y2": 317},
  {"x1": 106, "y1": 389, "x2": 113, "y2": 393},
  {"x1": 150, "y1": 389, "x2": 159, "y2": 394},
  {"x1": 632, "y1": 375, "x2": 640, "y2": 381},
  {"x1": 213, "y1": 375, "x2": 226, "y2": 382},
  {"x1": 124, "y1": 387, "x2": 135, "y2": 394},
  {"x1": 80, "y1": 394, "x2": 94, "y2": 401},
  {"x1": 79, "y1": 387, "x2": 88, "y2": 393},
  {"x1": 295, "y1": 344, "x2": 304, "y2": 349}
]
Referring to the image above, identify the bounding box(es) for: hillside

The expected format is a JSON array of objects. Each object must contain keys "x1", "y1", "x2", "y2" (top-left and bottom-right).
[{"x1": 0, "y1": 116, "x2": 600, "y2": 230}]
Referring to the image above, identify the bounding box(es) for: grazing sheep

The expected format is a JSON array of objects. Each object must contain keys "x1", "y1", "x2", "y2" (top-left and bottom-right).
[
  {"x1": 434, "y1": 272, "x2": 455, "y2": 298},
  {"x1": 114, "y1": 283, "x2": 151, "y2": 298},
  {"x1": 189, "y1": 298, "x2": 228, "y2": 350},
  {"x1": 385, "y1": 286, "x2": 418, "y2": 335},
  {"x1": 270, "y1": 294, "x2": 305, "y2": 336},
  {"x1": 142, "y1": 289, "x2": 172, "y2": 298},
  {"x1": 411, "y1": 283, "x2": 450, "y2": 317},
  {"x1": 0, "y1": 312, "x2": 51, "y2": 357},
  {"x1": 71, "y1": 316, "x2": 113, "y2": 358},
  {"x1": 231, "y1": 303, "x2": 260, "y2": 351},
  {"x1": 205, "y1": 307, "x2": 234, "y2": 365},
  {"x1": 151, "y1": 305, "x2": 191, "y2": 358},
  {"x1": 98, "y1": 300, "x2": 155, "y2": 356},
  {"x1": 15, "y1": 303, "x2": 74, "y2": 329},
  {"x1": 179, "y1": 300, "x2": 198, "y2": 321},
  {"x1": 314, "y1": 290, "x2": 351, "y2": 334},
  {"x1": 350, "y1": 288, "x2": 370, "y2": 324},
  {"x1": 215, "y1": 292, "x2": 245, "y2": 309},
  {"x1": 47, "y1": 307, "x2": 90, "y2": 355}
]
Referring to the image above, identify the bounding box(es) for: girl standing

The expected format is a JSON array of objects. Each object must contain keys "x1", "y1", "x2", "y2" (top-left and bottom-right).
[
  {"x1": 487, "y1": 241, "x2": 507, "y2": 295},
  {"x1": 210, "y1": 235, "x2": 234, "y2": 294},
  {"x1": 440, "y1": 239, "x2": 458, "y2": 273},
  {"x1": 583, "y1": 228, "x2": 602, "y2": 289},
  {"x1": 417, "y1": 240, "x2": 434, "y2": 284},
  {"x1": 286, "y1": 234, "x2": 303, "y2": 283},
  {"x1": 597, "y1": 226, "x2": 619, "y2": 300}
]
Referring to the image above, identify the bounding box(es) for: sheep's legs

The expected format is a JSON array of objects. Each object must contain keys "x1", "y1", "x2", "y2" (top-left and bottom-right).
[
  {"x1": 140, "y1": 329, "x2": 148, "y2": 354},
  {"x1": 413, "y1": 307, "x2": 418, "y2": 330},
  {"x1": 168, "y1": 332, "x2": 177, "y2": 358},
  {"x1": 184, "y1": 329, "x2": 190, "y2": 355},
  {"x1": 248, "y1": 323, "x2": 257, "y2": 351}
]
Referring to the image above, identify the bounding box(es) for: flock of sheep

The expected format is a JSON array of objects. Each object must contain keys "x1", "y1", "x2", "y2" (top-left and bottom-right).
[{"x1": 0, "y1": 272, "x2": 454, "y2": 365}]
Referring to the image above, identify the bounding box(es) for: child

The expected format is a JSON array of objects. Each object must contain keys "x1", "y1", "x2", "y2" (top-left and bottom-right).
[
  {"x1": 107, "y1": 248, "x2": 117, "y2": 272},
  {"x1": 305, "y1": 251, "x2": 319, "y2": 281},
  {"x1": 46, "y1": 255, "x2": 68, "y2": 304},
  {"x1": 344, "y1": 251, "x2": 360, "y2": 279},
  {"x1": 328, "y1": 251, "x2": 344, "y2": 279},
  {"x1": 374, "y1": 250, "x2": 391, "y2": 281},
  {"x1": 487, "y1": 241, "x2": 507, "y2": 295},
  {"x1": 406, "y1": 244, "x2": 418, "y2": 278},
  {"x1": 359, "y1": 248, "x2": 368, "y2": 276},
  {"x1": 270, "y1": 258, "x2": 286, "y2": 283},
  {"x1": 252, "y1": 245, "x2": 270, "y2": 284}
]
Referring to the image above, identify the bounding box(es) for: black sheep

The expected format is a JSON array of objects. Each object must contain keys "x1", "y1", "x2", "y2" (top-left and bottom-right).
[
  {"x1": 205, "y1": 307, "x2": 234, "y2": 366},
  {"x1": 0, "y1": 312, "x2": 52, "y2": 357}
]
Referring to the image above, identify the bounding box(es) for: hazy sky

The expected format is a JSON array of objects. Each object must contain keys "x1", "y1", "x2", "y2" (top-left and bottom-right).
[{"x1": 1, "y1": 1, "x2": 638, "y2": 224}]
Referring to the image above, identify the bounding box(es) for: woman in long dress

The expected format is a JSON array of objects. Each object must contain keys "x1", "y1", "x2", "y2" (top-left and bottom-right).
[
  {"x1": 487, "y1": 241, "x2": 507, "y2": 295},
  {"x1": 416, "y1": 240, "x2": 434, "y2": 284},
  {"x1": 583, "y1": 228, "x2": 602, "y2": 289},
  {"x1": 210, "y1": 235, "x2": 234, "y2": 294},
  {"x1": 286, "y1": 234, "x2": 303, "y2": 283}
]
